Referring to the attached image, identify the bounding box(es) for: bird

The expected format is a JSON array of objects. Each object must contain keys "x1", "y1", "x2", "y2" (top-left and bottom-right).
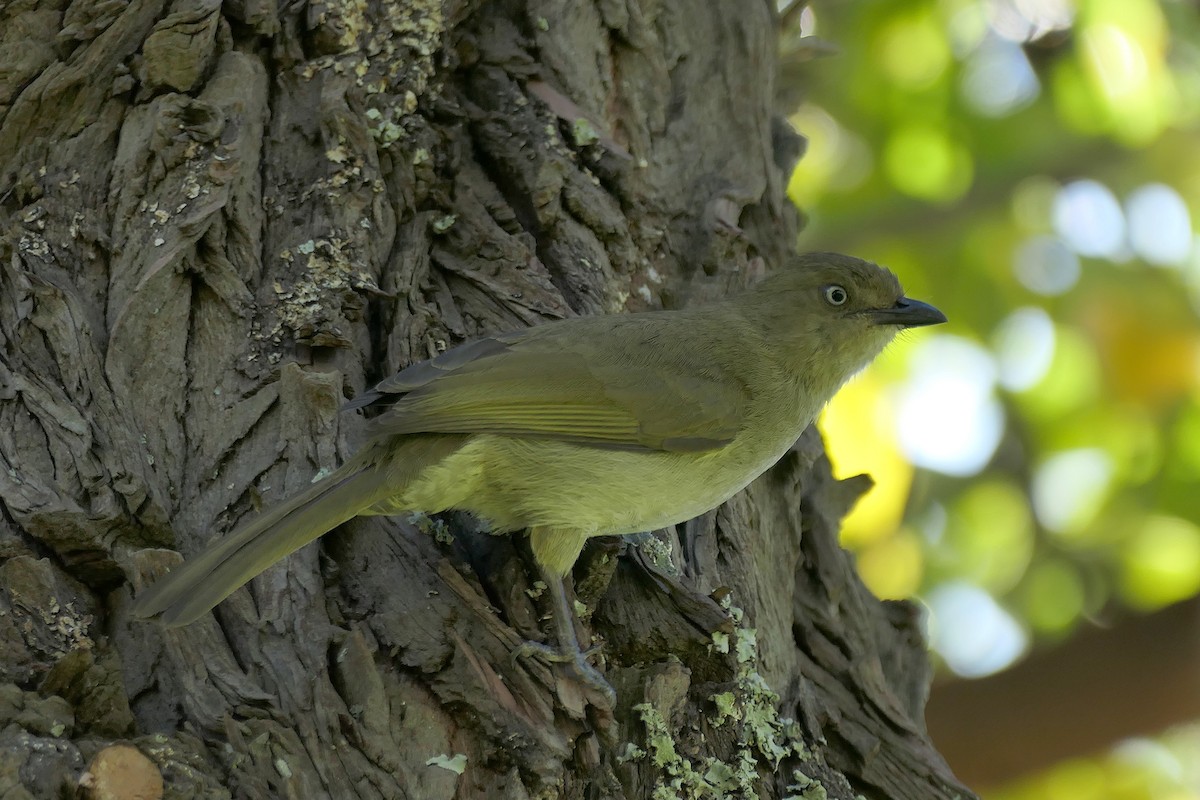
[{"x1": 132, "y1": 251, "x2": 946, "y2": 701}]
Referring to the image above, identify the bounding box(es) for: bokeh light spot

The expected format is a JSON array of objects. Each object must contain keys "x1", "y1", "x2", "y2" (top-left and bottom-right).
[
  {"x1": 820, "y1": 366, "x2": 913, "y2": 548},
  {"x1": 1120, "y1": 515, "x2": 1200, "y2": 609},
  {"x1": 947, "y1": 479, "x2": 1034, "y2": 590},
  {"x1": 1053, "y1": 179, "x2": 1127, "y2": 259},
  {"x1": 987, "y1": 0, "x2": 1076, "y2": 42},
  {"x1": 1126, "y1": 183, "x2": 1193, "y2": 266},
  {"x1": 1040, "y1": 759, "x2": 1108, "y2": 800},
  {"x1": 986, "y1": 0, "x2": 1038, "y2": 42},
  {"x1": 961, "y1": 36, "x2": 1040, "y2": 117},
  {"x1": 1111, "y1": 737, "x2": 1186, "y2": 785},
  {"x1": 1032, "y1": 448, "x2": 1114, "y2": 535},
  {"x1": 883, "y1": 125, "x2": 974, "y2": 202},
  {"x1": 856, "y1": 530, "x2": 924, "y2": 600},
  {"x1": 1018, "y1": 326, "x2": 1102, "y2": 418},
  {"x1": 876, "y1": 9, "x2": 952, "y2": 89},
  {"x1": 1082, "y1": 23, "x2": 1149, "y2": 101},
  {"x1": 1012, "y1": 0, "x2": 1075, "y2": 38},
  {"x1": 1013, "y1": 236, "x2": 1081, "y2": 295},
  {"x1": 993, "y1": 306, "x2": 1057, "y2": 390},
  {"x1": 787, "y1": 107, "x2": 873, "y2": 206},
  {"x1": 945, "y1": 2, "x2": 988, "y2": 56},
  {"x1": 895, "y1": 336, "x2": 1005, "y2": 476},
  {"x1": 1021, "y1": 558, "x2": 1086, "y2": 634},
  {"x1": 926, "y1": 581, "x2": 1028, "y2": 677}
]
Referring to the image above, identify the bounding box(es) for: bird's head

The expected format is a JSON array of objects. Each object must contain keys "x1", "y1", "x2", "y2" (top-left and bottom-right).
[{"x1": 740, "y1": 251, "x2": 947, "y2": 385}]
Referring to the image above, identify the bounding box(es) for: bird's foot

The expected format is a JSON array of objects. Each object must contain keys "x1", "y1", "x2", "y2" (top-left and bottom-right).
[
  {"x1": 512, "y1": 639, "x2": 603, "y2": 663},
  {"x1": 513, "y1": 639, "x2": 616, "y2": 708}
]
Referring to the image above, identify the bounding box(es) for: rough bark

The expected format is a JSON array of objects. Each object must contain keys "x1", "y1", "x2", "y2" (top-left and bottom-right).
[{"x1": 0, "y1": 1, "x2": 975, "y2": 798}]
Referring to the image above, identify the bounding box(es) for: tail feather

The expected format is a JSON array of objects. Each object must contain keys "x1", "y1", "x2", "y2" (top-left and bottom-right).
[{"x1": 133, "y1": 463, "x2": 391, "y2": 627}]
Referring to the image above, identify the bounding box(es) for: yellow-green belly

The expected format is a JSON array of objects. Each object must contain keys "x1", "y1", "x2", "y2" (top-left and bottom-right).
[{"x1": 397, "y1": 431, "x2": 796, "y2": 539}]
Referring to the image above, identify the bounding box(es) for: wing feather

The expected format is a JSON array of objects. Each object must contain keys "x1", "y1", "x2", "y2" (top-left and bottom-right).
[{"x1": 349, "y1": 316, "x2": 748, "y2": 452}]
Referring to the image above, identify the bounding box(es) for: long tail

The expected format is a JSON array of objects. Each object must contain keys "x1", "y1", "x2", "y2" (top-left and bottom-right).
[{"x1": 133, "y1": 456, "x2": 394, "y2": 627}]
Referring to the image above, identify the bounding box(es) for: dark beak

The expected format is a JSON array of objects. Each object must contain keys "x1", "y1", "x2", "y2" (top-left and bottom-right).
[{"x1": 867, "y1": 297, "x2": 947, "y2": 328}]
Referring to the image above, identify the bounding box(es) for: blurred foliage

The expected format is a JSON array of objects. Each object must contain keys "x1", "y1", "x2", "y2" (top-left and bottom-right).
[
  {"x1": 782, "y1": 0, "x2": 1200, "y2": 796},
  {"x1": 992, "y1": 724, "x2": 1200, "y2": 800}
]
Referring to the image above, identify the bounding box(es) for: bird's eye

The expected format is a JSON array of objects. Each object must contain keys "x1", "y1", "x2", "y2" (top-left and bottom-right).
[{"x1": 823, "y1": 285, "x2": 849, "y2": 306}]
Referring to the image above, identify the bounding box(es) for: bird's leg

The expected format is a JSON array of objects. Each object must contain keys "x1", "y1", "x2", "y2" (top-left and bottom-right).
[{"x1": 513, "y1": 567, "x2": 615, "y2": 707}]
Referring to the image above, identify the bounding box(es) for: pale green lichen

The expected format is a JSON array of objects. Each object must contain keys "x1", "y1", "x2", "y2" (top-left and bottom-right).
[
  {"x1": 711, "y1": 691, "x2": 738, "y2": 726},
  {"x1": 616, "y1": 742, "x2": 646, "y2": 764},
  {"x1": 703, "y1": 759, "x2": 739, "y2": 791},
  {"x1": 426, "y1": 753, "x2": 467, "y2": 774},
  {"x1": 784, "y1": 770, "x2": 829, "y2": 800},
  {"x1": 632, "y1": 702, "x2": 718, "y2": 800},
  {"x1": 634, "y1": 703, "x2": 676, "y2": 769},
  {"x1": 735, "y1": 626, "x2": 758, "y2": 664},
  {"x1": 571, "y1": 118, "x2": 600, "y2": 147},
  {"x1": 634, "y1": 532, "x2": 678, "y2": 574},
  {"x1": 407, "y1": 512, "x2": 452, "y2": 544},
  {"x1": 268, "y1": 236, "x2": 381, "y2": 339},
  {"x1": 625, "y1": 594, "x2": 832, "y2": 798},
  {"x1": 431, "y1": 214, "x2": 457, "y2": 233},
  {"x1": 301, "y1": 0, "x2": 445, "y2": 152}
]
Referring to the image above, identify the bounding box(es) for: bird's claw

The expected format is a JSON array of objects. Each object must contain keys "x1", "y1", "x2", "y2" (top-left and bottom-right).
[
  {"x1": 513, "y1": 639, "x2": 615, "y2": 707},
  {"x1": 512, "y1": 639, "x2": 570, "y2": 663}
]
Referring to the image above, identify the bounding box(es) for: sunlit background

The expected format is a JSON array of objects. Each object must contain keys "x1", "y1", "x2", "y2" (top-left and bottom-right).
[{"x1": 781, "y1": 0, "x2": 1200, "y2": 796}]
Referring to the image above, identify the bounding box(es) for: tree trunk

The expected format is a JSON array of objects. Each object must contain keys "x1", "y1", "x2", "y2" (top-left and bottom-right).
[{"x1": 0, "y1": 1, "x2": 976, "y2": 798}]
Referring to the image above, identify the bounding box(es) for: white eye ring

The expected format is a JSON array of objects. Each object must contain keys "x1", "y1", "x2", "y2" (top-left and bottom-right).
[{"x1": 824, "y1": 285, "x2": 848, "y2": 306}]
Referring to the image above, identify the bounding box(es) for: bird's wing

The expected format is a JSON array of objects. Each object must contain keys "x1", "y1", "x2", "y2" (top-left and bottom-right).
[{"x1": 346, "y1": 319, "x2": 748, "y2": 452}]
